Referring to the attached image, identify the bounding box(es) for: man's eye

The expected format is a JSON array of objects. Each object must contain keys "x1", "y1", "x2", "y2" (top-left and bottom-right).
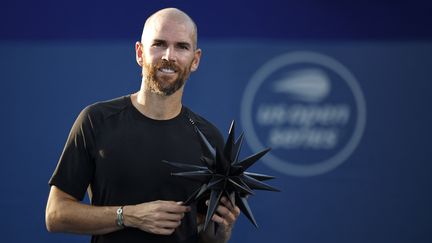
[{"x1": 152, "y1": 42, "x2": 163, "y2": 47}]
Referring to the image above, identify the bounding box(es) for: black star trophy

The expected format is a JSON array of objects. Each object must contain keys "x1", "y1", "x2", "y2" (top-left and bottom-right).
[{"x1": 162, "y1": 120, "x2": 279, "y2": 230}]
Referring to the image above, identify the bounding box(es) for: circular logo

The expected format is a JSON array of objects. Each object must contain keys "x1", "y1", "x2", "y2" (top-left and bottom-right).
[{"x1": 240, "y1": 51, "x2": 367, "y2": 177}]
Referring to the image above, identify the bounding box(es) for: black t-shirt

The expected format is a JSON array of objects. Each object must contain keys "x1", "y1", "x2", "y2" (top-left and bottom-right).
[{"x1": 49, "y1": 95, "x2": 224, "y2": 243}]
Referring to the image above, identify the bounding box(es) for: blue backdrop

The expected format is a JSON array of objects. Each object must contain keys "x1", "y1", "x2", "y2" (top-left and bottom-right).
[{"x1": 1, "y1": 1, "x2": 431, "y2": 242}]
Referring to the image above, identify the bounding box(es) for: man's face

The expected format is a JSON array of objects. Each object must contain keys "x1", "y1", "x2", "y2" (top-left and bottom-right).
[
  {"x1": 141, "y1": 55, "x2": 193, "y2": 96},
  {"x1": 138, "y1": 17, "x2": 201, "y2": 96}
]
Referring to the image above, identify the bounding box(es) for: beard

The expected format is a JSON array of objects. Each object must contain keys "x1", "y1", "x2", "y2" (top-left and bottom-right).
[{"x1": 142, "y1": 59, "x2": 192, "y2": 96}]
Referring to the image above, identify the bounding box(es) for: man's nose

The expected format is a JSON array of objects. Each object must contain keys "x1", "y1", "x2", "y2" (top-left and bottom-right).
[{"x1": 162, "y1": 46, "x2": 176, "y2": 62}]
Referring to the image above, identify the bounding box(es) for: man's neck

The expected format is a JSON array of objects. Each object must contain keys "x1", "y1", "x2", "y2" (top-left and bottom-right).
[{"x1": 131, "y1": 87, "x2": 184, "y2": 120}]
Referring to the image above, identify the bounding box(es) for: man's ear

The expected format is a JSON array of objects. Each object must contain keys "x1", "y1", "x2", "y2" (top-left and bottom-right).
[
  {"x1": 135, "y1": 42, "x2": 143, "y2": 67},
  {"x1": 190, "y1": 48, "x2": 202, "y2": 72}
]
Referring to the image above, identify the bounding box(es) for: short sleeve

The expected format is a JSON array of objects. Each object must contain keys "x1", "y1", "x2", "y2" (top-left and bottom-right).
[{"x1": 49, "y1": 106, "x2": 97, "y2": 201}]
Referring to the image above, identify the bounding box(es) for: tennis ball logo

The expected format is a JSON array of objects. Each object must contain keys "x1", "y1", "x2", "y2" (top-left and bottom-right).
[{"x1": 241, "y1": 52, "x2": 367, "y2": 177}]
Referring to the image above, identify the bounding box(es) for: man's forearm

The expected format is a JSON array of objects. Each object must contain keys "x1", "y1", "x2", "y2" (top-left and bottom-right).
[
  {"x1": 45, "y1": 186, "x2": 121, "y2": 235},
  {"x1": 46, "y1": 186, "x2": 190, "y2": 236},
  {"x1": 46, "y1": 197, "x2": 121, "y2": 235}
]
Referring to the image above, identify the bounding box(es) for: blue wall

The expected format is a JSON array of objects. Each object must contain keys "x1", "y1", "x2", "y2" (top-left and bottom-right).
[{"x1": 1, "y1": 1, "x2": 431, "y2": 242}]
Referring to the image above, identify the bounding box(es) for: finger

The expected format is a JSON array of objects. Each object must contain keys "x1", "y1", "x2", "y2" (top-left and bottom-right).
[
  {"x1": 213, "y1": 205, "x2": 236, "y2": 225},
  {"x1": 175, "y1": 201, "x2": 191, "y2": 213},
  {"x1": 205, "y1": 199, "x2": 238, "y2": 225},
  {"x1": 168, "y1": 205, "x2": 190, "y2": 213},
  {"x1": 153, "y1": 227, "x2": 176, "y2": 235},
  {"x1": 157, "y1": 201, "x2": 191, "y2": 213},
  {"x1": 232, "y1": 205, "x2": 241, "y2": 218},
  {"x1": 155, "y1": 219, "x2": 182, "y2": 229},
  {"x1": 220, "y1": 197, "x2": 235, "y2": 211},
  {"x1": 155, "y1": 212, "x2": 184, "y2": 221},
  {"x1": 211, "y1": 213, "x2": 228, "y2": 226},
  {"x1": 219, "y1": 197, "x2": 241, "y2": 218}
]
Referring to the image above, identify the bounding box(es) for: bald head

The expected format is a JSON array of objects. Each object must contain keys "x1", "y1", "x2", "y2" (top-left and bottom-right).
[{"x1": 141, "y1": 8, "x2": 198, "y2": 49}]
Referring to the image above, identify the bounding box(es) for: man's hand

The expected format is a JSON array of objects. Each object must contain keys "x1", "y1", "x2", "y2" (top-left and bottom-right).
[
  {"x1": 199, "y1": 196, "x2": 241, "y2": 243},
  {"x1": 123, "y1": 200, "x2": 190, "y2": 235}
]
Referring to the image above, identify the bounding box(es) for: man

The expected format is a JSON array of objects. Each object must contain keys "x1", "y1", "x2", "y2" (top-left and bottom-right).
[{"x1": 45, "y1": 8, "x2": 240, "y2": 243}]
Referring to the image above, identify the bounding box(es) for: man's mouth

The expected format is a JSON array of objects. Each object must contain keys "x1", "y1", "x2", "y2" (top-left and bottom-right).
[{"x1": 158, "y1": 67, "x2": 176, "y2": 74}]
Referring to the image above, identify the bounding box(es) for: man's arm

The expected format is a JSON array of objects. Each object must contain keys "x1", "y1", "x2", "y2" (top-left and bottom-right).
[
  {"x1": 45, "y1": 186, "x2": 120, "y2": 234},
  {"x1": 46, "y1": 186, "x2": 190, "y2": 235},
  {"x1": 198, "y1": 197, "x2": 240, "y2": 243}
]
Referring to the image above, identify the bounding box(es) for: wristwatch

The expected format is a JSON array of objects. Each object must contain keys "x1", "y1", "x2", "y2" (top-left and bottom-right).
[{"x1": 116, "y1": 206, "x2": 125, "y2": 228}]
